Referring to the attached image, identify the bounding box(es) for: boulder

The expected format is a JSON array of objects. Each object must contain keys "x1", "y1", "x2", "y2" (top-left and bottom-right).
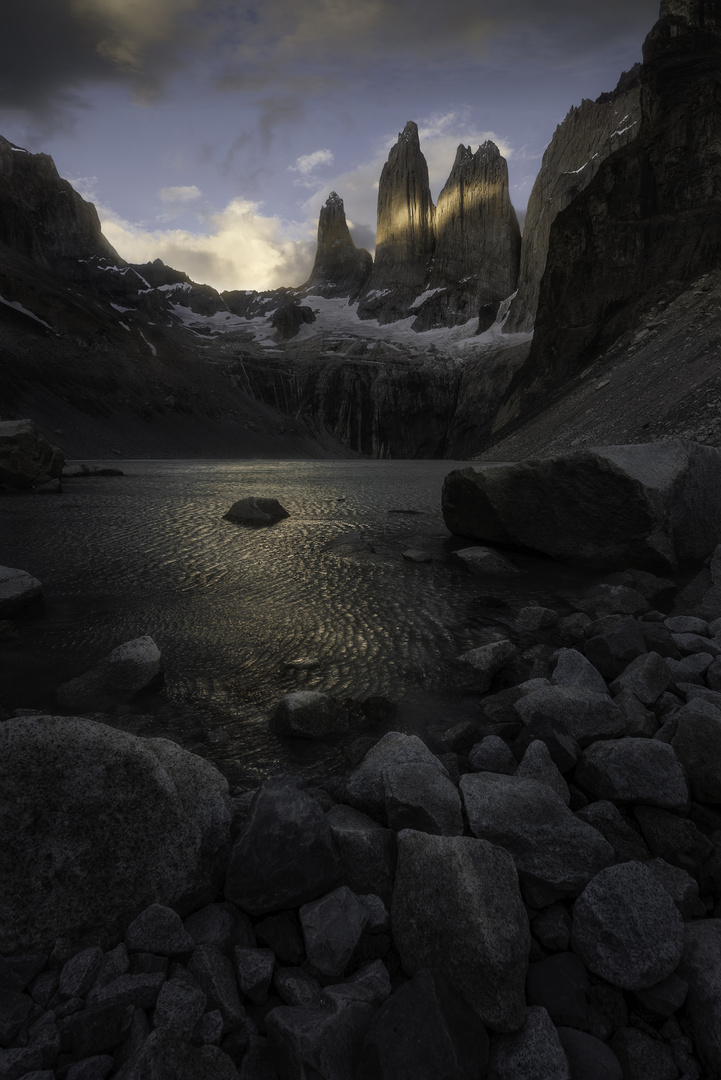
[
  {"x1": 55, "y1": 636, "x2": 162, "y2": 712},
  {"x1": 325, "y1": 805, "x2": 396, "y2": 902},
  {"x1": 187, "y1": 945, "x2": 244, "y2": 1032},
  {"x1": 234, "y1": 948, "x2": 274, "y2": 1006},
  {"x1": 113, "y1": 1028, "x2": 239, "y2": 1079},
  {"x1": 677, "y1": 920, "x2": 721, "y2": 1077},
  {"x1": 0, "y1": 567, "x2": 43, "y2": 618},
  {"x1": 357, "y1": 968, "x2": 490, "y2": 1080},
  {"x1": 460, "y1": 773, "x2": 613, "y2": 903},
  {"x1": 571, "y1": 862, "x2": 685, "y2": 990},
  {"x1": 608, "y1": 652, "x2": 672, "y2": 704},
  {"x1": 0, "y1": 419, "x2": 64, "y2": 490},
  {"x1": 265, "y1": 984, "x2": 374, "y2": 1080},
  {"x1": 391, "y1": 830, "x2": 529, "y2": 1031},
  {"x1": 515, "y1": 740, "x2": 570, "y2": 805},
  {"x1": 671, "y1": 698, "x2": 721, "y2": 803},
  {"x1": 454, "y1": 639, "x2": 517, "y2": 691},
  {"x1": 575, "y1": 739, "x2": 688, "y2": 810},
  {"x1": 610, "y1": 1026, "x2": 678, "y2": 1080},
  {"x1": 556, "y1": 1028, "x2": 622, "y2": 1080},
  {"x1": 488, "y1": 1006, "x2": 571, "y2": 1080},
  {"x1": 575, "y1": 802, "x2": 650, "y2": 863},
  {"x1": 645, "y1": 858, "x2": 706, "y2": 920},
  {"x1": 298, "y1": 887, "x2": 369, "y2": 979},
  {"x1": 270, "y1": 692, "x2": 347, "y2": 739},
  {"x1": 442, "y1": 442, "x2": 721, "y2": 573},
  {"x1": 512, "y1": 685, "x2": 625, "y2": 746},
  {"x1": 585, "y1": 619, "x2": 648, "y2": 680},
  {"x1": 633, "y1": 805, "x2": 713, "y2": 869},
  {"x1": 551, "y1": 649, "x2": 608, "y2": 696},
  {"x1": 0, "y1": 717, "x2": 231, "y2": 954},
  {"x1": 531, "y1": 905, "x2": 572, "y2": 953},
  {"x1": 469, "y1": 735, "x2": 518, "y2": 775},
  {"x1": 223, "y1": 498, "x2": 289, "y2": 525},
  {"x1": 224, "y1": 775, "x2": 341, "y2": 916},
  {"x1": 153, "y1": 969, "x2": 207, "y2": 1034},
  {"x1": 344, "y1": 733, "x2": 449, "y2": 820},
  {"x1": 382, "y1": 761, "x2": 463, "y2": 836},
  {"x1": 125, "y1": 905, "x2": 194, "y2": 956}
]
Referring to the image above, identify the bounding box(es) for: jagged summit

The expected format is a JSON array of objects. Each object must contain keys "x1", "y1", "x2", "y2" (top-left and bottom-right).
[
  {"x1": 301, "y1": 191, "x2": 372, "y2": 300},
  {"x1": 0, "y1": 135, "x2": 120, "y2": 272}
]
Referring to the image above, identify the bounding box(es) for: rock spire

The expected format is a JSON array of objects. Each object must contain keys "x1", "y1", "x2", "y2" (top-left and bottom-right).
[{"x1": 301, "y1": 191, "x2": 372, "y2": 299}]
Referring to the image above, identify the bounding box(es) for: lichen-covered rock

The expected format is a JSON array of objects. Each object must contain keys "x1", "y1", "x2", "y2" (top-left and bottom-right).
[
  {"x1": 391, "y1": 830, "x2": 530, "y2": 1031},
  {"x1": 0, "y1": 717, "x2": 231, "y2": 954},
  {"x1": 571, "y1": 862, "x2": 685, "y2": 991}
]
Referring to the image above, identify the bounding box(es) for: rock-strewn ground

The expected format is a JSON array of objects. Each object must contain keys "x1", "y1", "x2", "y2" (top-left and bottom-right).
[{"x1": 2, "y1": 534, "x2": 721, "y2": 1078}]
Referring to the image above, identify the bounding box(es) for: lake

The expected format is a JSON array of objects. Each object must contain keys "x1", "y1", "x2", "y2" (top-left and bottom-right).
[{"x1": 0, "y1": 460, "x2": 601, "y2": 786}]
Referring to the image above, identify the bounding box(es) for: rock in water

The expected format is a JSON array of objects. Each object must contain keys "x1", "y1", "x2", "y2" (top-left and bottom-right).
[
  {"x1": 271, "y1": 691, "x2": 347, "y2": 739},
  {"x1": 223, "y1": 497, "x2": 290, "y2": 525},
  {"x1": 442, "y1": 441, "x2": 721, "y2": 572},
  {"x1": 0, "y1": 716, "x2": 232, "y2": 953},
  {"x1": 503, "y1": 67, "x2": 642, "y2": 334},
  {"x1": 357, "y1": 121, "x2": 435, "y2": 323},
  {"x1": 0, "y1": 419, "x2": 65, "y2": 489},
  {"x1": 301, "y1": 192, "x2": 373, "y2": 300},
  {"x1": 0, "y1": 566, "x2": 43, "y2": 617},
  {"x1": 55, "y1": 635, "x2": 162, "y2": 712}
]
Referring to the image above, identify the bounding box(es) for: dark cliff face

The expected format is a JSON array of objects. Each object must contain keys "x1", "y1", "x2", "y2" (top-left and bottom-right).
[
  {"x1": 301, "y1": 192, "x2": 373, "y2": 300},
  {"x1": 503, "y1": 69, "x2": 642, "y2": 335},
  {"x1": 0, "y1": 137, "x2": 120, "y2": 273},
  {"x1": 499, "y1": 0, "x2": 721, "y2": 424}
]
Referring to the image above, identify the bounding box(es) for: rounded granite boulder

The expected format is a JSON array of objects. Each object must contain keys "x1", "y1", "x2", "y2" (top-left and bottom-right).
[{"x1": 0, "y1": 716, "x2": 232, "y2": 954}]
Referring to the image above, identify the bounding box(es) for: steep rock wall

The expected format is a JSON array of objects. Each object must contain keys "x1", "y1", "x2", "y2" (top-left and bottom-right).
[
  {"x1": 301, "y1": 192, "x2": 373, "y2": 300},
  {"x1": 503, "y1": 69, "x2": 642, "y2": 335}
]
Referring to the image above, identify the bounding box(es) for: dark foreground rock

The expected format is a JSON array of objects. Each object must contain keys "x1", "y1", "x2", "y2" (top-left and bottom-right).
[
  {"x1": 0, "y1": 418, "x2": 65, "y2": 489},
  {"x1": 0, "y1": 717, "x2": 232, "y2": 953},
  {"x1": 442, "y1": 441, "x2": 721, "y2": 572}
]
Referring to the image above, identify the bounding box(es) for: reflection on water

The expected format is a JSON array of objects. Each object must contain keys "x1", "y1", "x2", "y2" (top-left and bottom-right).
[{"x1": 0, "y1": 460, "x2": 601, "y2": 785}]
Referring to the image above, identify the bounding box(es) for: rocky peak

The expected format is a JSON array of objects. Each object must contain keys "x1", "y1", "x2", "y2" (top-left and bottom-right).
[
  {"x1": 362, "y1": 121, "x2": 435, "y2": 298},
  {"x1": 429, "y1": 139, "x2": 520, "y2": 326},
  {"x1": 503, "y1": 66, "x2": 642, "y2": 334},
  {"x1": 300, "y1": 191, "x2": 372, "y2": 300},
  {"x1": 0, "y1": 135, "x2": 119, "y2": 272}
]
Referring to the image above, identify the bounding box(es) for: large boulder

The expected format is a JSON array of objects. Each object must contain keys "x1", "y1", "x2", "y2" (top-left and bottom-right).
[
  {"x1": 0, "y1": 717, "x2": 232, "y2": 954},
  {"x1": 574, "y1": 738, "x2": 689, "y2": 810},
  {"x1": 391, "y1": 830, "x2": 530, "y2": 1032},
  {"x1": 344, "y1": 733, "x2": 449, "y2": 820},
  {"x1": 460, "y1": 773, "x2": 614, "y2": 903},
  {"x1": 442, "y1": 441, "x2": 721, "y2": 573},
  {"x1": 55, "y1": 636, "x2": 163, "y2": 712},
  {"x1": 0, "y1": 419, "x2": 64, "y2": 489},
  {"x1": 222, "y1": 497, "x2": 289, "y2": 525},
  {"x1": 0, "y1": 566, "x2": 43, "y2": 617}
]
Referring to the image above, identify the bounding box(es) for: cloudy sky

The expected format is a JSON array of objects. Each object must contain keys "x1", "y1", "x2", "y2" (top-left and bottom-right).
[{"x1": 1, "y1": 0, "x2": 660, "y2": 291}]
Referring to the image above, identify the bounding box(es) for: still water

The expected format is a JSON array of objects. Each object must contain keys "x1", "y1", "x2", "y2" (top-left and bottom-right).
[{"x1": 0, "y1": 460, "x2": 600, "y2": 785}]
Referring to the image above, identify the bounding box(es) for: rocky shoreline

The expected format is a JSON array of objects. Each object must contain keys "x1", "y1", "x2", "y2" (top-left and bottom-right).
[{"x1": 2, "y1": 447, "x2": 721, "y2": 1079}]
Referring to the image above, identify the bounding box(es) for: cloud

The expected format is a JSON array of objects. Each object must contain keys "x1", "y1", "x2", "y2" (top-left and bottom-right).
[
  {"x1": 159, "y1": 184, "x2": 202, "y2": 203},
  {"x1": 99, "y1": 197, "x2": 316, "y2": 291},
  {"x1": 290, "y1": 149, "x2": 334, "y2": 175},
  {"x1": 0, "y1": 0, "x2": 660, "y2": 126}
]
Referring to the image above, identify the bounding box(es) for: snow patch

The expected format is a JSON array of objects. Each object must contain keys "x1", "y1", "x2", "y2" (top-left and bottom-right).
[
  {"x1": 138, "y1": 330, "x2": 157, "y2": 356},
  {"x1": 0, "y1": 293, "x2": 54, "y2": 331},
  {"x1": 111, "y1": 303, "x2": 134, "y2": 313},
  {"x1": 409, "y1": 288, "x2": 444, "y2": 310}
]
